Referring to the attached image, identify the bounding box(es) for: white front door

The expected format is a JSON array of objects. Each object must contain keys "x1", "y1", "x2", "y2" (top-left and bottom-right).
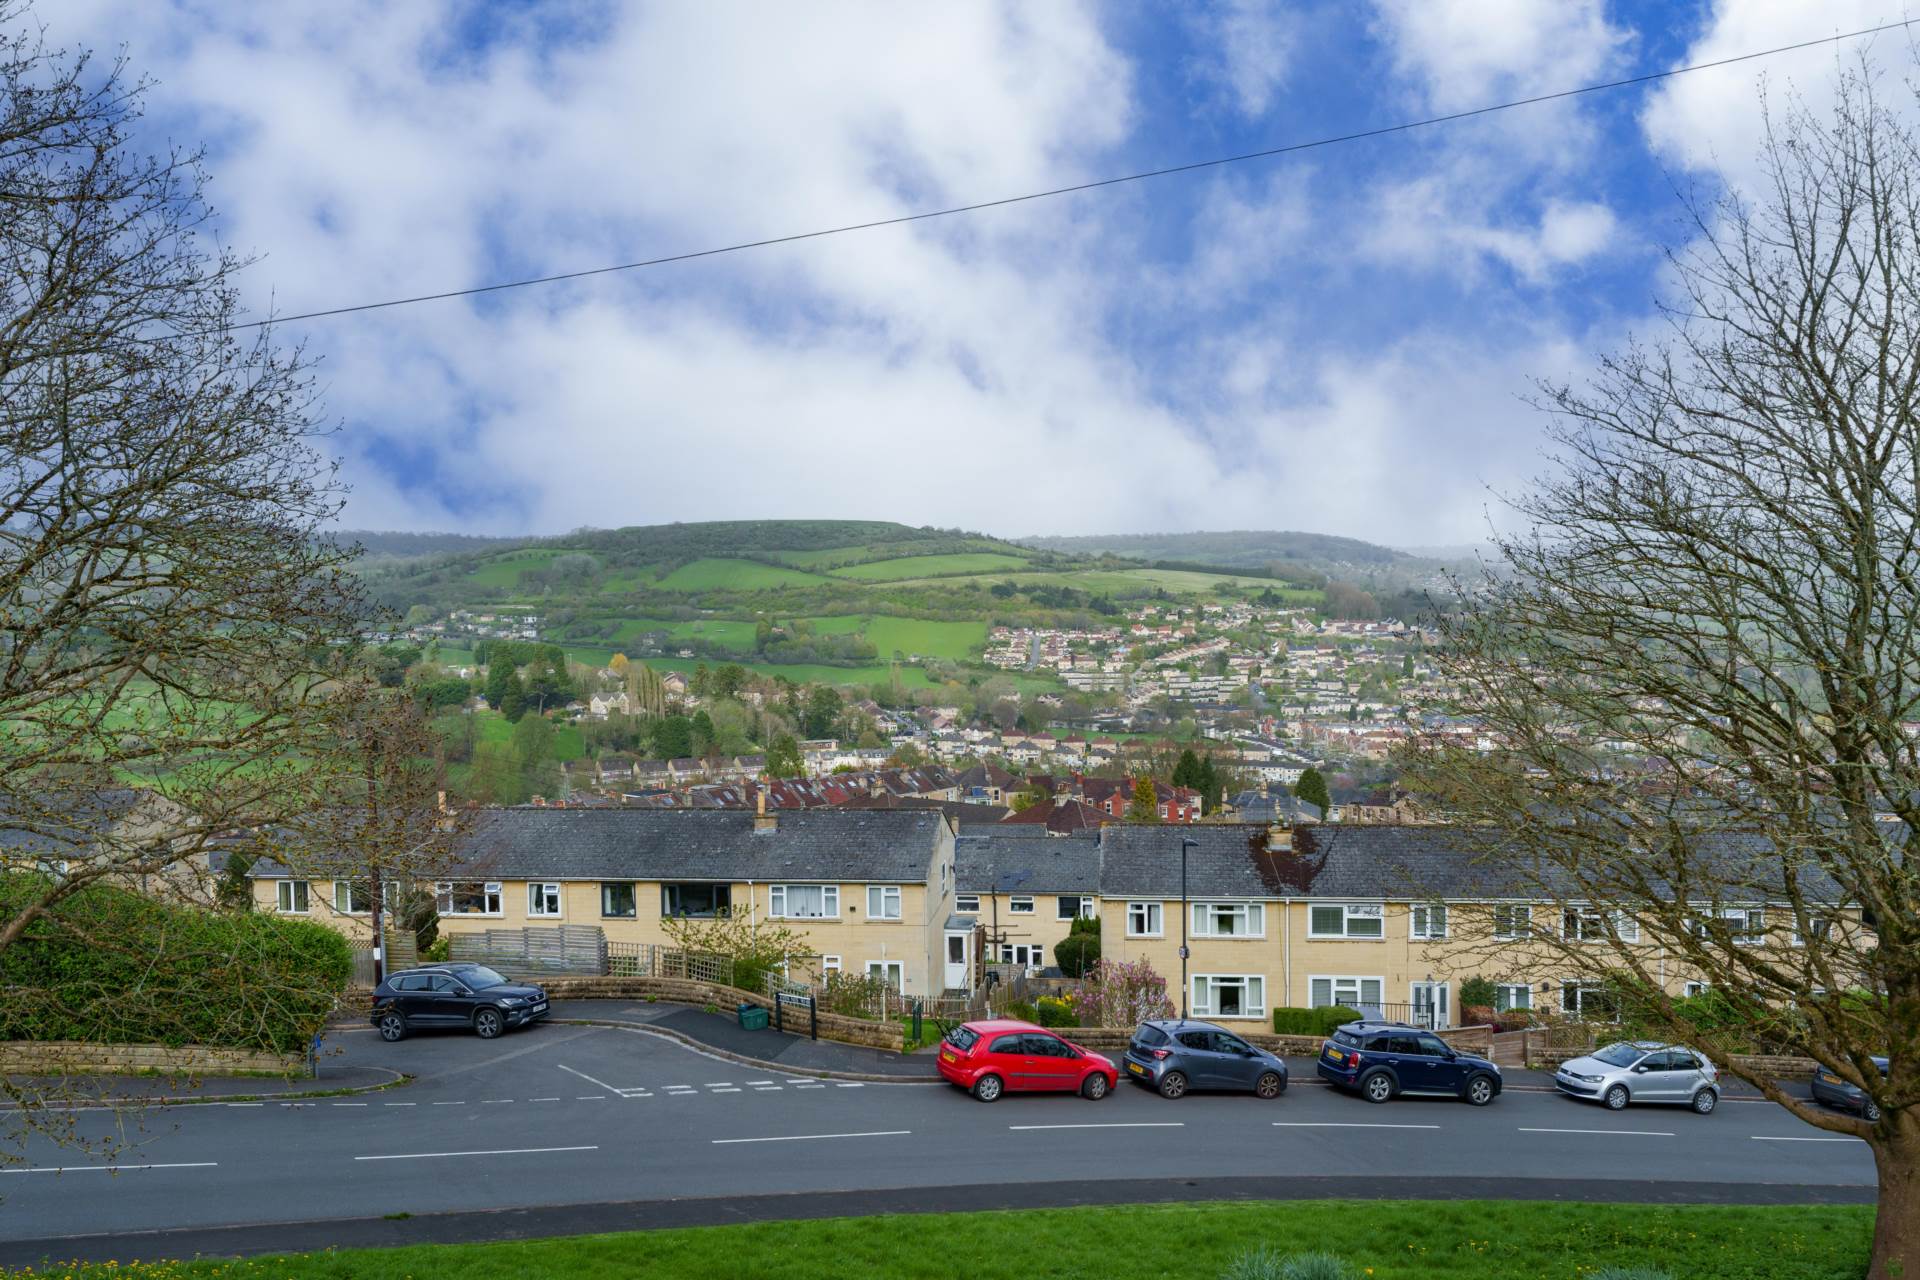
[
  {"x1": 943, "y1": 932, "x2": 969, "y2": 989},
  {"x1": 1411, "y1": 982, "x2": 1450, "y2": 1030}
]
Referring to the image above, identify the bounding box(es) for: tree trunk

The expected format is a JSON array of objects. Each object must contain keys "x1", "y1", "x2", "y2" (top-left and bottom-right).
[{"x1": 1870, "y1": 1120, "x2": 1920, "y2": 1280}]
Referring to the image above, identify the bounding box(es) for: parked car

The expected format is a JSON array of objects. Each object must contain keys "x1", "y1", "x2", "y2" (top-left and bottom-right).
[
  {"x1": 1317, "y1": 1021, "x2": 1502, "y2": 1106},
  {"x1": 1553, "y1": 1041, "x2": 1720, "y2": 1113},
  {"x1": 371, "y1": 963, "x2": 550, "y2": 1041},
  {"x1": 1811, "y1": 1057, "x2": 1889, "y2": 1122},
  {"x1": 1123, "y1": 1019, "x2": 1288, "y2": 1099},
  {"x1": 936, "y1": 1018, "x2": 1118, "y2": 1102}
]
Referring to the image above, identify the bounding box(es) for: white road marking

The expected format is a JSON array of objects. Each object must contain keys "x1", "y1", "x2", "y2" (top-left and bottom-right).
[
  {"x1": 1752, "y1": 1135, "x2": 1861, "y2": 1142},
  {"x1": 225, "y1": 1103, "x2": 264, "y2": 1108},
  {"x1": 711, "y1": 1130, "x2": 910, "y2": 1145},
  {"x1": 530, "y1": 1097, "x2": 561, "y2": 1102},
  {"x1": 558, "y1": 1063, "x2": 624, "y2": 1094},
  {"x1": 576, "y1": 1096, "x2": 605, "y2": 1101},
  {"x1": 3, "y1": 1162, "x2": 217, "y2": 1175},
  {"x1": 1009, "y1": 1122, "x2": 1185, "y2": 1131},
  {"x1": 383, "y1": 1102, "x2": 416, "y2": 1107},
  {"x1": 745, "y1": 1080, "x2": 774, "y2": 1085},
  {"x1": 711, "y1": 1087, "x2": 742, "y2": 1094},
  {"x1": 1273, "y1": 1122, "x2": 1441, "y2": 1130},
  {"x1": 794, "y1": 1083, "x2": 826, "y2": 1089},
  {"x1": 433, "y1": 1101, "x2": 465, "y2": 1107},
  {"x1": 481, "y1": 1099, "x2": 514, "y2": 1104},
  {"x1": 331, "y1": 1103, "x2": 368, "y2": 1108},
  {"x1": 836, "y1": 1083, "x2": 864, "y2": 1088},
  {"x1": 355, "y1": 1145, "x2": 599, "y2": 1162},
  {"x1": 704, "y1": 1082, "x2": 733, "y2": 1087},
  {"x1": 1518, "y1": 1128, "x2": 1674, "y2": 1137},
  {"x1": 753, "y1": 1086, "x2": 784, "y2": 1092}
]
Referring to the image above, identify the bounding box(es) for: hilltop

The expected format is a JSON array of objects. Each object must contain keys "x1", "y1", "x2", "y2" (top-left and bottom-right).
[{"x1": 1016, "y1": 529, "x2": 1428, "y2": 573}]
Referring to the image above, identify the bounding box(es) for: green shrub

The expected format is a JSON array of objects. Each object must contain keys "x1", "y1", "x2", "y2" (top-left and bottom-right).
[
  {"x1": 1590, "y1": 1269, "x2": 1675, "y2": 1280},
  {"x1": 1459, "y1": 975, "x2": 1497, "y2": 1008},
  {"x1": 0, "y1": 876, "x2": 351, "y2": 1053},
  {"x1": 1221, "y1": 1249, "x2": 1355, "y2": 1280},
  {"x1": 1270, "y1": 1007, "x2": 1361, "y2": 1036},
  {"x1": 1053, "y1": 929, "x2": 1101, "y2": 978},
  {"x1": 420, "y1": 936, "x2": 452, "y2": 963},
  {"x1": 1314, "y1": 1006, "x2": 1362, "y2": 1036},
  {"x1": 1005, "y1": 1000, "x2": 1039, "y2": 1023},
  {"x1": 1035, "y1": 996, "x2": 1076, "y2": 1027}
]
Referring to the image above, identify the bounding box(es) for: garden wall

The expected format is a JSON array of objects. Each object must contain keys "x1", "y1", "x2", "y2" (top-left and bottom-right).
[{"x1": 0, "y1": 1040, "x2": 303, "y2": 1076}]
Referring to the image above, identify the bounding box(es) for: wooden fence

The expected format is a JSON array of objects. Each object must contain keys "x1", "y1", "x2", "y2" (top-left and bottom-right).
[{"x1": 449, "y1": 925, "x2": 607, "y2": 976}]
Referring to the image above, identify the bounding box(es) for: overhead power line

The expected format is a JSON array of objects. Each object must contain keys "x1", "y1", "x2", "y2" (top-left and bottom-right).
[{"x1": 232, "y1": 17, "x2": 1915, "y2": 333}]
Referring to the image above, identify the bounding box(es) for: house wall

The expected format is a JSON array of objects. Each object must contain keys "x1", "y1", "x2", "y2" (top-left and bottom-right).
[{"x1": 962, "y1": 889, "x2": 1095, "y2": 965}]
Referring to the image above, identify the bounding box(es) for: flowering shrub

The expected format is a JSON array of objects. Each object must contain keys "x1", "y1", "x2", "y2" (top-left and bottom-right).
[{"x1": 1069, "y1": 956, "x2": 1174, "y2": 1026}]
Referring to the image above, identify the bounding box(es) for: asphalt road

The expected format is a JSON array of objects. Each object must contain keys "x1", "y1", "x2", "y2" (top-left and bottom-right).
[{"x1": 0, "y1": 1021, "x2": 1878, "y2": 1264}]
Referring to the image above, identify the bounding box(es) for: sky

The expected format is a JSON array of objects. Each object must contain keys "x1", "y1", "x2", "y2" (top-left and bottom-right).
[{"x1": 46, "y1": 1, "x2": 1918, "y2": 545}]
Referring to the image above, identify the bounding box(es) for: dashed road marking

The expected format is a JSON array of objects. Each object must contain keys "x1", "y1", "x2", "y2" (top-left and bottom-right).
[
  {"x1": 530, "y1": 1097, "x2": 561, "y2": 1102},
  {"x1": 331, "y1": 1103, "x2": 368, "y2": 1108},
  {"x1": 836, "y1": 1083, "x2": 864, "y2": 1089},
  {"x1": 1009, "y1": 1122, "x2": 1185, "y2": 1131},
  {"x1": 1752, "y1": 1135, "x2": 1861, "y2": 1142},
  {"x1": 1273, "y1": 1122, "x2": 1441, "y2": 1130},
  {"x1": 225, "y1": 1103, "x2": 263, "y2": 1108},
  {"x1": 558, "y1": 1063, "x2": 624, "y2": 1094},
  {"x1": 711, "y1": 1087, "x2": 742, "y2": 1094},
  {"x1": 711, "y1": 1130, "x2": 909, "y2": 1145},
  {"x1": 1518, "y1": 1128, "x2": 1674, "y2": 1137},
  {"x1": 576, "y1": 1095, "x2": 605, "y2": 1101},
  {"x1": 355, "y1": 1145, "x2": 598, "y2": 1162},
  {"x1": 433, "y1": 1101, "x2": 465, "y2": 1107}
]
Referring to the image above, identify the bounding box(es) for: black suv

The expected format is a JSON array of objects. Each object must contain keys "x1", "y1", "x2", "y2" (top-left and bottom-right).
[
  {"x1": 371, "y1": 963, "x2": 550, "y2": 1041},
  {"x1": 1316, "y1": 1020, "x2": 1502, "y2": 1106}
]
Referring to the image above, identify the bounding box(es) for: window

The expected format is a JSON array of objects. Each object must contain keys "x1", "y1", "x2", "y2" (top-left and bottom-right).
[
  {"x1": 955, "y1": 894, "x2": 980, "y2": 913},
  {"x1": 770, "y1": 884, "x2": 838, "y2": 919},
  {"x1": 1560, "y1": 980, "x2": 1618, "y2": 1021},
  {"x1": 1563, "y1": 908, "x2": 1638, "y2": 943},
  {"x1": 600, "y1": 882, "x2": 636, "y2": 918},
  {"x1": 1683, "y1": 981, "x2": 1710, "y2": 998},
  {"x1": 820, "y1": 955, "x2": 841, "y2": 976},
  {"x1": 1193, "y1": 902, "x2": 1265, "y2": 938},
  {"x1": 866, "y1": 885, "x2": 902, "y2": 920},
  {"x1": 1000, "y1": 943, "x2": 1046, "y2": 967},
  {"x1": 1191, "y1": 974, "x2": 1266, "y2": 1019},
  {"x1": 1009, "y1": 895, "x2": 1034, "y2": 914},
  {"x1": 1727, "y1": 908, "x2": 1766, "y2": 946},
  {"x1": 1127, "y1": 901, "x2": 1163, "y2": 937},
  {"x1": 1309, "y1": 975, "x2": 1384, "y2": 1010},
  {"x1": 276, "y1": 880, "x2": 309, "y2": 914},
  {"x1": 1307, "y1": 903, "x2": 1381, "y2": 939},
  {"x1": 436, "y1": 882, "x2": 503, "y2": 916},
  {"x1": 1793, "y1": 914, "x2": 1830, "y2": 947},
  {"x1": 946, "y1": 935, "x2": 965, "y2": 964},
  {"x1": 1494, "y1": 984, "x2": 1532, "y2": 1012},
  {"x1": 332, "y1": 880, "x2": 394, "y2": 915},
  {"x1": 1410, "y1": 903, "x2": 1448, "y2": 940},
  {"x1": 528, "y1": 883, "x2": 563, "y2": 917},
  {"x1": 1492, "y1": 905, "x2": 1532, "y2": 939},
  {"x1": 662, "y1": 883, "x2": 731, "y2": 918},
  {"x1": 866, "y1": 960, "x2": 903, "y2": 991},
  {"x1": 1057, "y1": 895, "x2": 1094, "y2": 920}
]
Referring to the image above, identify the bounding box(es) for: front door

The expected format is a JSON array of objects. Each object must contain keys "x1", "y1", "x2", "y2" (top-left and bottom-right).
[
  {"x1": 1411, "y1": 982, "x2": 1450, "y2": 1030},
  {"x1": 944, "y1": 932, "x2": 969, "y2": 989}
]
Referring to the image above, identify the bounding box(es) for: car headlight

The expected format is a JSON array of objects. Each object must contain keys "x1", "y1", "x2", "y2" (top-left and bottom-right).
[{"x1": 498, "y1": 996, "x2": 523, "y2": 1006}]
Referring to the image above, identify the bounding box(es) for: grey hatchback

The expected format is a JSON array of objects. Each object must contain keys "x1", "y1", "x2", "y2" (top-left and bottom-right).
[{"x1": 1123, "y1": 1019, "x2": 1288, "y2": 1099}]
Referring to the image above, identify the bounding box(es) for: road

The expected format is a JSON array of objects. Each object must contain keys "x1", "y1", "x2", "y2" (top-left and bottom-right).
[{"x1": 0, "y1": 1021, "x2": 1877, "y2": 1263}]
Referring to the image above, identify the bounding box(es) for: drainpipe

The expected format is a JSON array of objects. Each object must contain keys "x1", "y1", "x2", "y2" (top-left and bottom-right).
[{"x1": 1282, "y1": 895, "x2": 1293, "y2": 1008}]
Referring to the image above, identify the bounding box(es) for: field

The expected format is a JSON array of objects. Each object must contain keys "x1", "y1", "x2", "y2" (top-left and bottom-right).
[
  {"x1": 830, "y1": 552, "x2": 1030, "y2": 581},
  {"x1": 23, "y1": 1201, "x2": 1872, "y2": 1279},
  {"x1": 470, "y1": 708, "x2": 586, "y2": 760},
  {"x1": 654, "y1": 558, "x2": 825, "y2": 590},
  {"x1": 463, "y1": 548, "x2": 585, "y2": 588},
  {"x1": 610, "y1": 618, "x2": 760, "y2": 651}
]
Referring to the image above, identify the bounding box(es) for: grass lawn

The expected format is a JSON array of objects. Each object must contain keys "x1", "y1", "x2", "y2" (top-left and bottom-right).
[
  {"x1": 860, "y1": 616, "x2": 987, "y2": 661},
  {"x1": 831, "y1": 552, "x2": 1030, "y2": 581},
  {"x1": 16, "y1": 1201, "x2": 1872, "y2": 1279},
  {"x1": 654, "y1": 558, "x2": 825, "y2": 590}
]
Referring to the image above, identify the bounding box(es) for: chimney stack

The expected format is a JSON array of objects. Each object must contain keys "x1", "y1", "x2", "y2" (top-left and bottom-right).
[
  {"x1": 754, "y1": 783, "x2": 777, "y2": 834},
  {"x1": 1267, "y1": 820, "x2": 1292, "y2": 853}
]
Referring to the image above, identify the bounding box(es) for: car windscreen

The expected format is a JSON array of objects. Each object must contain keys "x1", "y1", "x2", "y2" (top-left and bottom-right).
[
  {"x1": 1134, "y1": 1025, "x2": 1169, "y2": 1046},
  {"x1": 461, "y1": 966, "x2": 510, "y2": 990},
  {"x1": 1592, "y1": 1043, "x2": 1646, "y2": 1068},
  {"x1": 945, "y1": 1026, "x2": 979, "y2": 1052}
]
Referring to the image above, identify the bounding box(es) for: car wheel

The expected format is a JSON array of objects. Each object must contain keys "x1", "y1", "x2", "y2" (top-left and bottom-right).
[
  {"x1": 1362, "y1": 1071, "x2": 1395, "y2": 1104},
  {"x1": 1465, "y1": 1074, "x2": 1496, "y2": 1106},
  {"x1": 1865, "y1": 1099, "x2": 1882, "y2": 1123},
  {"x1": 1158, "y1": 1070, "x2": 1189, "y2": 1100},
  {"x1": 1604, "y1": 1084, "x2": 1630, "y2": 1110},
  {"x1": 1692, "y1": 1088, "x2": 1718, "y2": 1115},
  {"x1": 376, "y1": 1012, "x2": 406, "y2": 1042},
  {"x1": 1256, "y1": 1071, "x2": 1285, "y2": 1099},
  {"x1": 473, "y1": 1007, "x2": 504, "y2": 1039},
  {"x1": 972, "y1": 1073, "x2": 1004, "y2": 1103},
  {"x1": 1081, "y1": 1074, "x2": 1110, "y2": 1100}
]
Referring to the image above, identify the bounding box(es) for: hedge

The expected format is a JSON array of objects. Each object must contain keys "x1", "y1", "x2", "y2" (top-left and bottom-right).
[
  {"x1": 1271, "y1": 1006, "x2": 1363, "y2": 1036},
  {"x1": 0, "y1": 876, "x2": 353, "y2": 1053},
  {"x1": 1035, "y1": 996, "x2": 1076, "y2": 1027}
]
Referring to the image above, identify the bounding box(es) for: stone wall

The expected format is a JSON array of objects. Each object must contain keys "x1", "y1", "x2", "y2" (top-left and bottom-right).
[
  {"x1": 540, "y1": 976, "x2": 905, "y2": 1052},
  {"x1": 0, "y1": 1041, "x2": 304, "y2": 1076},
  {"x1": 1523, "y1": 1041, "x2": 1819, "y2": 1080}
]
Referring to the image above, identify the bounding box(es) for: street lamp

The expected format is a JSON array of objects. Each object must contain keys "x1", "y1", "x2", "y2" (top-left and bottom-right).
[{"x1": 1179, "y1": 837, "x2": 1199, "y2": 1018}]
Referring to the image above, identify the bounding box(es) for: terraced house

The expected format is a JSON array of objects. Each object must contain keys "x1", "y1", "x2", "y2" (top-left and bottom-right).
[{"x1": 954, "y1": 830, "x2": 1099, "y2": 973}]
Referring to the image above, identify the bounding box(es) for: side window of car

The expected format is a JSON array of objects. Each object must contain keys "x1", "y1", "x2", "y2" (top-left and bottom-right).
[
  {"x1": 430, "y1": 975, "x2": 463, "y2": 993},
  {"x1": 1416, "y1": 1035, "x2": 1450, "y2": 1057},
  {"x1": 391, "y1": 974, "x2": 423, "y2": 991},
  {"x1": 1388, "y1": 1034, "x2": 1425, "y2": 1055},
  {"x1": 1037, "y1": 1036, "x2": 1073, "y2": 1057},
  {"x1": 1672, "y1": 1052, "x2": 1700, "y2": 1071},
  {"x1": 1365, "y1": 1034, "x2": 1394, "y2": 1052},
  {"x1": 990, "y1": 1034, "x2": 1026, "y2": 1055},
  {"x1": 1217, "y1": 1034, "x2": 1251, "y2": 1056},
  {"x1": 1176, "y1": 1031, "x2": 1214, "y2": 1051}
]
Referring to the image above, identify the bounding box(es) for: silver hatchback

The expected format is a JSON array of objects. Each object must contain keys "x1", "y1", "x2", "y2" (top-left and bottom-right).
[{"x1": 1555, "y1": 1040, "x2": 1721, "y2": 1114}]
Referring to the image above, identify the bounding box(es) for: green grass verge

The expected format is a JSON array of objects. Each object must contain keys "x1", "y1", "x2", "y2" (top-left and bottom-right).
[{"x1": 12, "y1": 1201, "x2": 1871, "y2": 1278}]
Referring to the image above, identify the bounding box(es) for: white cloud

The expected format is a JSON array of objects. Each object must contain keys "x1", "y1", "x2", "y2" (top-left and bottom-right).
[
  {"x1": 1187, "y1": 0, "x2": 1299, "y2": 117},
  {"x1": 1370, "y1": 0, "x2": 1630, "y2": 111}
]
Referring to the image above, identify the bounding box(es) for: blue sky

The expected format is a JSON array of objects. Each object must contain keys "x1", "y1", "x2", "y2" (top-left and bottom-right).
[{"x1": 52, "y1": 1, "x2": 1910, "y2": 544}]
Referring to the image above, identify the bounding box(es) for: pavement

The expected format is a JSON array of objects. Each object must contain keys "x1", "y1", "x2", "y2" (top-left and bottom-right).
[
  {"x1": 547, "y1": 998, "x2": 938, "y2": 1078},
  {"x1": 0, "y1": 1008, "x2": 1877, "y2": 1267}
]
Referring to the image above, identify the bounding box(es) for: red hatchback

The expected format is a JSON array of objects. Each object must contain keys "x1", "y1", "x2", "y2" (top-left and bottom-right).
[{"x1": 936, "y1": 1018, "x2": 1118, "y2": 1102}]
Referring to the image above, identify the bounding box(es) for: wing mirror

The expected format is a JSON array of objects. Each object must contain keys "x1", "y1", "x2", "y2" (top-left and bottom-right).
[{"x1": 1633, "y1": 1065, "x2": 1649, "y2": 1074}]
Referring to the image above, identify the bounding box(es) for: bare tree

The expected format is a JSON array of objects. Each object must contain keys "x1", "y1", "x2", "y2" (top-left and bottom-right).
[
  {"x1": 1406, "y1": 69, "x2": 1920, "y2": 1277},
  {"x1": 0, "y1": 3, "x2": 366, "y2": 1150}
]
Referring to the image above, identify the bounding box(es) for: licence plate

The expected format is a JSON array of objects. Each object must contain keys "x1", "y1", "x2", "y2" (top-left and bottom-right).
[
  {"x1": 1127, "y1": 1061, "x2": 1147, "y2": 1076},
  {"x1": 531, "y1": 1002, "x2": 547, "y2": 1013},
  {"x1": 940, "y1": 1050, "x2": 955, "y2": 1063},
  {"x1": 1323, "y1": 1048, "x2": 1341, "y2": 1062}
]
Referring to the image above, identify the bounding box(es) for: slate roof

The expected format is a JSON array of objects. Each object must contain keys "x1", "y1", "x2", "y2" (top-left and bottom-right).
[
  {"x1": 956, "y1": 832, "x2": 1100, "y2": 894},
  {"x1": 250, "y1": 808, "x2": 948, "y2": 883},
  {"x1": 1096, "y1": 824, "x2": 1278, "y2": 898}
]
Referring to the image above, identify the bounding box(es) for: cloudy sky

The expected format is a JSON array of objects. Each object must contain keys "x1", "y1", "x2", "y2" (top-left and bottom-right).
[{"x1": 49, "y1": 1, "x2": 1911, "y2": 545}]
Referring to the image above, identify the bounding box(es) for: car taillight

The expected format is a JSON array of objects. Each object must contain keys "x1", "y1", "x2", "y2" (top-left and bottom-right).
[{"x1": 1151, "y1": 1048, "x2": 1171, "y2": 1060}]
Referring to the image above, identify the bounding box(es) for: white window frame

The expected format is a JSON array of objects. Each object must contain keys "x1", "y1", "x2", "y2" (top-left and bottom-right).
[
  {"x1": 1559, "y1": 979, "x2": 1618, "y2": 1021},
  {"x1": 528, "y1": 882, "x2": 564, "y2": 918},
  {"x1": 1683, "y1": 981, "x2": 1710, "y2": 998},
  {"x1": 1494, "y1": 983, "x2": 1531, "y2": 1012},
  {"x1": 1725, "y1": 908, "x2": 1766, "y2": 946},
  {"x1": 332, "y1": 880, "x2": 395, "y2": 916},
  {"x1": 277, "y1": 880, "x2": 309, "y2": 914},
  {"x1": 866, "y1": 960, "x2": 904, "y2": 991},
  {"x1": 1410, "y1": 903, "x2": 1448, "y2": 940},
  {"x1": 954, "y1": 894, "x2": 980, "y2": 913},
  {"x1": 1308, "y1": 974, "x2": 1384, "y2": 1011},
  {"x1": 1492, "y1": 904, "x2": 1532, "y2": 940},
  {"x1": 1190, "y1": 973, "x2": 1266, "y2": 1020},
  {"x1": 436, "y1": 881, "x2": 504, "y2": 917},
  {"x1": 1191, "y1": 901, "x2": 1266, "y2": 939},
  {"x1": 1562, "y1": 907, "x2": 1639, "y2": 944},
  {"x1": 1792, "y1": 913, "x2": 1830, "y2": 947},
  {"x1": 820, "y1": 955, "x2": 842, "y2": 976},
  {"x1": 1008, "y1": 895, "x2": 1035, "y2": 914},
  {"x1": 770, "y1": 883, "x2": 839, "y2": 920},
  {"x1": 1306, "y1": 902, "x2": 1382, "y2": 940},
  {"x1": 1057, "y1": 894, "x2": 1094, "y2": 921},
  {"x1": 866, "y1": 885, "x2": 902, "y2": 921},
  {"x1": 1127, "y1": 901, "x2": 1163, "y2": 938}
]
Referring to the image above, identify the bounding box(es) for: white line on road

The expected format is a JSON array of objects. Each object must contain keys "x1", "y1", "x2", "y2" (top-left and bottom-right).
[
  {"x1": 711, "y1": 1087, "x2": 742, "y2": 1093},
  {"x1": 225, "y1": 1103, "x2": 263, "y2": 1108},
  {"x1": 1008, "y1": 1122, "x2": 1186, "y2": 1131},
  {"x1": 1518, "y1": 1128, "x2": 1674, "y2": 1137},
  {"x1": 711, "y1": 1130, "x2": 910, "y2": 1145},
  {"x1": 795, "y1": 1084, "x2": 826, "y2": 1089},
  {"x1": 2, "y1": 1162, "x2": 217, "y2": 1175},
  {"x1": 331, "y1": 1103, "x2": 368, "y2": 1107},
  {"x1": 383, "y1": 1102, "x2": 415, "y2": 1107},
  {"x1": 576, "y1": 1096, "x2": 605, "y2": 1101},
  {"x1": 753, "y1": 1086, "x2": 784, "y2": 1092},
  {"x1": 1273, "y1": 1122, "x2": 1441, "y2": 1130},
  {"x1": 704, "y1": 1082, "x2": 733, "y2": 1087},
  {"x1": 1752, "y1": 1135, "x2": 1861, "y2": 1142},
  {"x1": 836, "y1": 1083, "x2": 864, "y2": 1088},
  {"x1": 530, "y1": 1097, "x2": 560, "y2": 1102},
  {"x1": 558, "y1": 1063, "x2": 624, "y2": 1094},
  {"x1": 481, "y1": 1099, "x2": 514, "y2": 1104},
  {"x1": 354, "y1": 1146, "x2": 599, "y2": 1162},
  {"x1": 433, "y1": 1101, "x2": 465, "y2": 1107},
  {"x1": 745, "y1": 1080, "x2": 774, "y2": 1086}
]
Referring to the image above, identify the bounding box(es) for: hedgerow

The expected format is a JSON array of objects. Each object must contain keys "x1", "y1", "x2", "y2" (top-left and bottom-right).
[{"x1": 0, "y1": 876, "x2": 351, "y2": 1053}]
